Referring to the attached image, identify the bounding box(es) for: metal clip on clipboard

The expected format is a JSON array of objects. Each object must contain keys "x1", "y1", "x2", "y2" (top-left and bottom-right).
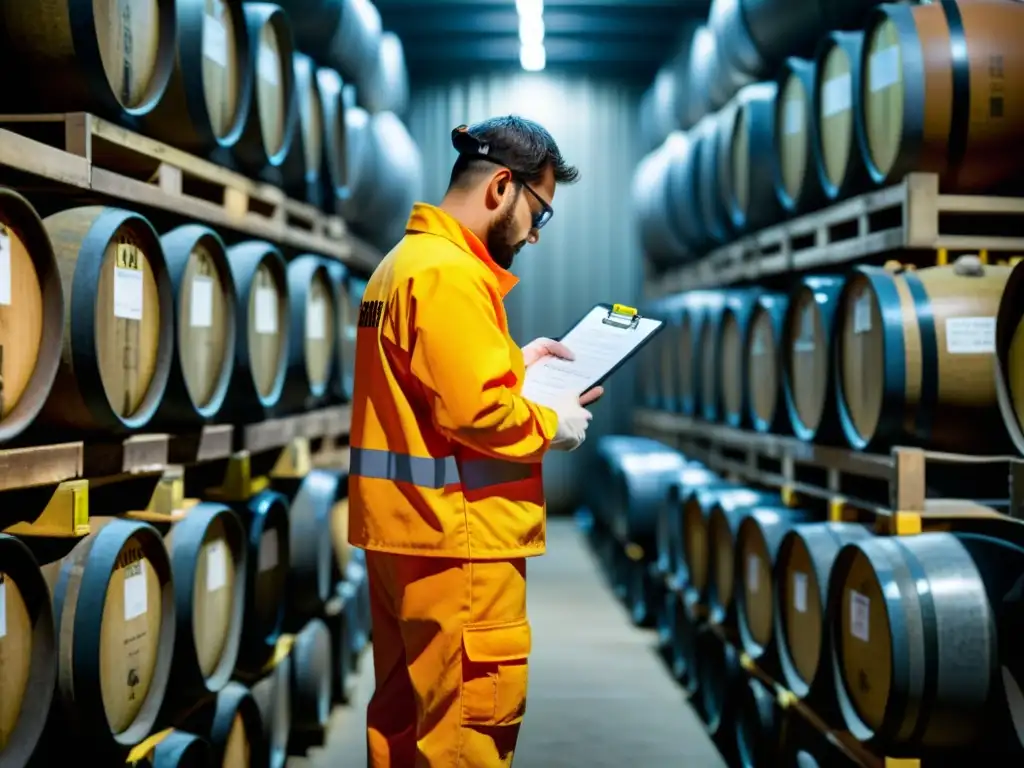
[{"x1": 602, "y1": 303, "x2": 641, "y2": 330}]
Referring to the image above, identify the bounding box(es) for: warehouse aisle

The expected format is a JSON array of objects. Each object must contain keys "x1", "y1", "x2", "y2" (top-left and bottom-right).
[{"x1": 314, "y1": 518, "x2": 726, "y2": 767}]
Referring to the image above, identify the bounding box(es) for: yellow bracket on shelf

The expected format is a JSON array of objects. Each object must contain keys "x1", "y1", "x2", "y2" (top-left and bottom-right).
[
  {"x1": 776, "y1": 690, "x2": 797, "y2": 710},
  {"x1": 828, "y1": 497, "x2": 846, "y2": 523},
  {"x1": 4, "y1": 480, "x2": 89, "y2": 537},
  {"x1": 205, "y1": 451, "x2": 270, "y2": 503},
  {"x1": 888, "y1": 511, "x2": 922, "y2": 537},
  {"x1": 884, "y1": 760, "x2": 920, "y2": 768},
  {"x1": 738, "y1": 653, "x2": 754, "y2": 672},
  {"x1": 124, "y1": 727, "x2": 174, "y2": 764},
  {"x1": 624, "y1": 542, "x2": 644, "y2": 562},
  {"x1": 270, "y1": 437, "x2": 312, "y2": 479},
  {"x1": 780, "y1": 485, "x2": 798, "y2": 508},
  {"x1": 262, "y1": 633, "x2": 296, "y2": 674},
  {"x1": 147, "y1": 469, "x2": 184, "y2": 516}
]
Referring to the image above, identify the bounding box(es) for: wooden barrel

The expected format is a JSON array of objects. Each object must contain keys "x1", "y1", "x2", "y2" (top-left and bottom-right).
[
  {"x1": 140, "y1": 0, "x2": 250, "y2": 153},
  {"x1": 668, "y1": 589, "x2": 704, "y2": 693},
  {"x1": 633, "y1": 135, "x2": 697, "y2": 266},
  {"x1": 698, "y1": 626, "x2": 743, "y2": 737},
  {"x1": 774, "y1": 522, "x2": 873, "y2": 701},
  {"x1": 656, "y1": 294, "x2": 689, "y2": 412},
  {"x1": 812, "y1": 31, "x2": 870, "y2": 201},
  {"x1": 40, "y1": 206, "x2": 174, "y2": 433},
  {"x1": 287, "y1": 470, "x2": 345, "y2": 622},
  {"x1": 744, "y1": 292, "x2": 789, "y2": 434},
  {"x1": 664, "y1": 130, "x2": 711, "y2": 254},
  {"x1": 706, "y1": 495, "x2": 786, "y2": 624},
  {"x1": 733, "y1": 505, "x2": 814, "y2": 673},
  {"x1": 147, "y1": 730, "x2": 214, "y2": 767},
  {"x1": 721, "y1": 82, "x2": 782, "y2": 233},
  {"x1": 316, "y1": 67, "x2": 350, "y2": 209},
  {"x1": 708, "y1": 0, "x2": 767, "y2": 84},
  {"x1": 327, "y1": 0, "x2": 383, "y2": 88},
  {"x1": 673, "y1": 291, "x2": 718, "y2": 416},
  {"x1": 682, "y1": 485, "x2": 766, "y2": 600},
  {"x1": 235, "y1": 3, "x2": 299, "y2": 173},
  {"x1": 164, "y1": 502, "x2": 247, "y2": 702},
  {"x1": 683, "y1": 25, "x2": 719, "y2": 127},
  {"x1": 189, "y1": 682, "x2": 267, "y2": 766},
  {"x1": 250, "y1": 654, "x2": 291, "y2": 768},
  {"x1": 781, "y1": 274, "x2": 845, "y2": 442},
  {"x1": 280, "y1": 255, "x2": 337, "y2": 413},
  {"x1": 778, "y1": 711, "x2": 861, "y2": 767},
  {"x1": 363, "y1": 31, "x2": 409, "y2": 116},
  {"x1": 773, "y1": 57, "x2": 825, "y2": 214},
  {"x1": 0, "y1": 0, "x2": 176, "y2": 120},
  {"x1": 834, "y1": 258, "x2": 1010, "y2": 452},
  {"x1": 344, "y1": 547, "x2": 371, "y2": 661},
  {"x1": 856, "y1": 1, "x2": 1024, "y2": 193},
  {"x1": 237, "y1": 490, "x2": 291, "y2": 672},
  {"x1": 734, "y1": 677, "x2": 780, "y2": 768},
  {"x1": 51, "y1": 518, "x2": 175, "y2": 755},
  {"x1": 826, "y1": 526, "x2": 1022, "y2": 749},
  {"x1": 719, "y1": 289, "x2": 762, "y2": 427},
  {"x1": 324, "y1": 261, "x2": 351, "y2": 402},
  {"x1": 696, "y1": 290, "x2": 730, "y2": 421},
  {"x1": 659, "y1": 464, "x2": 722, "y2": 588},
  {"x1": 994, "y1": 259, "x2": 1024, "y2": 455},
  {"x1": 223, "y1": 241, "x2": 289, "y2": 420},
  {"x1": 282, "y1": 52, "x2": 326, "y2": 207},
  {"x1": 0, "y1": 534, "x2": 56, "y2": 765},
  {"x1": 0, "y1": 189, "x2": 65, "y2": 444},
  {"x1": 289, "y1": 618, "x2": 332, "y2": 738},
  {"x1": 340, "y1": 105, "x2": 375, "y2": 223},
  {"x1": 697, "y1": 110, "x2": 737, "y2": 246},
  {"x1": 154, "y1": 224, "x2": 236, "y2": 426}
]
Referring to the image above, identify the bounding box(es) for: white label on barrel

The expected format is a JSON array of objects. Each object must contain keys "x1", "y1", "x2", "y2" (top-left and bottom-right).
[
  {"x1": 945, "y1": 316, "x2": 996, "y2": 354},
  {"x1": 822, "y1": 73, "x2": 852, "y2": 118},
  {"x1": 746, "y1": 554, "x2": 759, "y2": 593},
  {"x1": 206, "y1": 540, "x2": 228, "y2": 592},
  {"x1": 0, "y1": 228, "x2": 10, "y2": 306},
  {"x1": 793, "y1": 572, "x2": 808, "y2": 613},
  {"x1": 854, "y1": 291, "x2": 872, "y2": 334},
  {"x1": 203, "y1": 15, "x2": 228, "y2": 67},
  {"x1": 259, "y1": 528, "x2": 278, "y2": 572},
  {"x1": 123, "y1": 561, "x2": 148, "y2": 621},
  {"x1": 255, "y1": 286, "x2": 278, "y2": 334},
  {"x1": 114, "y1": 267, "x2": 144, "y2": 320},
  {"x1": 0, "y1": 578, "x2": 6, "y2": 639},
  {"x1": 307, "y1": 296, "x2": 326, "y2": 340},
  {"x1": 752, "y1": 323, "x2": 767, "y2": 355},
  {"x1": 258, "y1": 45, "x2": 280, "y2": 86},
  {"x1": 784, "y1": 99, "x2": 803, "y2": 136},
  {"x1": 794, "y1": 303, "x2": 815, "y2": 353},
  {"x1": 849, "y1": 589, "x2": 870, "y2": 642},
  {"x1": 190, "y1": 275, "x2": 215, "y2": 328},
  {"x1": 869, "y1": 46, "x2": 900, "y2": 93}
]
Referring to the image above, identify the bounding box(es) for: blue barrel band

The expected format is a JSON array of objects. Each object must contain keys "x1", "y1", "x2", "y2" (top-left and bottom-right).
[{"x1": 903, "y1": 272, "x2": 938, "y2": 442}]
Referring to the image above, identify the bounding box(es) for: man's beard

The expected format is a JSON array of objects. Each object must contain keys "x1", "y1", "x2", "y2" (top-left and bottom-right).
[{"x1": 486, "y1": 194, "x2": 527, "y2": 270}]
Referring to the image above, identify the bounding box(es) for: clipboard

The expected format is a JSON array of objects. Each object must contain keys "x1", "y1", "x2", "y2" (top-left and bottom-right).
[{"x1": 521, "y1": 303, "x2": 666, "y2": 408}]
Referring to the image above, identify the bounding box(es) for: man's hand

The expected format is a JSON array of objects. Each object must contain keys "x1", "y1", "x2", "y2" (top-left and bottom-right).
[{"x1": 522, "y1": 337, "x2": 605, "y2": 407}]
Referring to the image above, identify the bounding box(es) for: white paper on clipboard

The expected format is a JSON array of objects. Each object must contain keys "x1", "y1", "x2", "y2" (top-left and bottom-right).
[{"x1": 520, "y1": 305, "x2": 663, "y2": 410}]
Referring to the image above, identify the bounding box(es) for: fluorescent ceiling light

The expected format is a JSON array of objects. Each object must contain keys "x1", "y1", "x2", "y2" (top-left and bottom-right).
[
  {"x1": 520, "y1": 42, "x2": 546, "y2": 72},
  {"x1": 516, "y1": 0, "x2": 544, "y2": 17},
  {"x1": 519, "y1": 15, "x2": 544, "y2": 45}
]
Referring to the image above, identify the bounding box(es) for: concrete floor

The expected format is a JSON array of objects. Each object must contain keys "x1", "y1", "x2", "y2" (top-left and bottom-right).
[{"x1": 306, "y1": 519, "x2": 726, "y2": 767}]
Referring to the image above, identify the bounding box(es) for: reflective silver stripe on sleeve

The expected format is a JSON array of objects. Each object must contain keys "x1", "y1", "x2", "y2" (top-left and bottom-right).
[{"x1": 349, "y1": 448, "x2": 534, "y2": 491}]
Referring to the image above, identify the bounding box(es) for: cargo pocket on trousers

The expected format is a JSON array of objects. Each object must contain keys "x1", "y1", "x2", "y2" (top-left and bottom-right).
[{"x1": 460, "y1": 618, "x2": 531, "y2": 727}]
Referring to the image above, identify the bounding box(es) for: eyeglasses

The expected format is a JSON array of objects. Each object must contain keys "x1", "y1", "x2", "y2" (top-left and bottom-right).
[{"x1": 517, "y1": 179, "x2": 554, "y2": 230}]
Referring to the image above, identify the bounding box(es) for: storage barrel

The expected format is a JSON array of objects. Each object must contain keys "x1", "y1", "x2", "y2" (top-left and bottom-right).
[
  {"x1": 721, "y1": 82, "x2": 781, "y2": 234},
  {"x1": 673, "y1": 291, "x2": 718, "y2": 416},
  {"x1": 147, "y1": 730, "x2": 213, "y2": 767},
  {"x1": 251, "y1": 653, "x2": 291, "y2": 768},
  {"x1": 696, "y1": 109, "x2": 736, "y2": 246},
  {"x1": 223, "y1": 241, "x2": 289, "y2": 420},
  {"x1": 701, "y1": 289, "x2": 752, "y2": 422},
  {"x1": 287, "y1": 470, "x2": 345, "y2": 622},
  {"x1": 663, "y1": 466, "x2": 731, "y2": 588},
  {"x1": 140, "y1": 0, "x2": 251, "y2": 153},
  {"x1": 681, "y1": 485, "x2": 762, "y2": 600},
  {"x1": 833, "y1": 258, "x2": 1010, "y2": 452},
  {"x1": 683, "y1": 26, "x2": 718, "y2": 126},
  {"x1": 774, "y1": 57, "x2": 825, "y2": 214},
  {"x1": 639, "y1": 65, "x2": 683, "y2": 154},
  {"x1": 826, "y1": 526, "x2": 1023, "y2": 750},
  {"x1": 51, "y1": 518, "x2": 175, "y2": 756},
  {"x1": 289, "y1": 618, "x2": 332, "y2": 739},
  {"x1": 781, "y1": 274, "x2": 845, "y2": 442},
  {"x1": 316, "y1": 67, "x2": 350, "y2": 209},
  {"x1": 994, "y1": 259, "x2": 1024, "y2": 455},
  {"x1": 284, "y1": 52, "x2": 326, "y2": 207},
  {"x1": 340, "y1": 105, "x2": 374, "y2": 223},
  {"x1": 280, "y1": 255, "x2": 337, "y2": 412},
  {"x1": 163, "y1": 502, "x2": 247, "y2": 703},
  {"x1": 0, "y1": 0, "x2": 176, "y2": 120},
  {"x1": 155, "y1": 224, "x2": 236, "y2": 425},
  {"x1": 362, "y1": 31, "x2": 409, "y2": 117},
  {"x1": 744, "y1": 292, "x2": 789, "y2": 434},
  {"x1": 707, "y1": 0, "x2": 765, "y2": 87},
  {"x1": 328, "y1": 0, "x2": 383, "y2": 89},
  {"x1": 237, "y1": 490, "x2": 291, "y2": 672},
  {"x1": 329, "y1": 492, "x2": 352, "y2": 580},
  {"x1": 856, "y1": 1, "x2": 1024, "y2": 192},
  {"x1": 734, "y1": 677, "x2": 780, "y2": 768},
  {"x1": 235, "y1": 3, "x2": 298, "y2": 173},
  {"x1": 40, "y1": 206, "x2": 174, "y2": 433},
  {"x1": 324, "y1": 260, "x2": 351, "y2": 402},
  {"x1": 186, "y1": 682, "x2": 267, "y2": 766},
  {"x1": 633, "y1": 135, "x2": 695, "y2": 267},
  {"x1": 655, "y1": 294, "x2": 689, "y2": 412},
  {"x1": 0, "y1": 189, "x2": 65, "y2": 443},
  {"x1": 698, "y1": 626, "x2": 743, "y2": 737},
  {"x1": 719, "y1": 289, "x2": 762, "y2": 427},
  {"x1": 812, "y1": 30, "x2": 869, "y2": 201},
  {"x1": 0, "y1": 535, "x2": 56, "y2": 766}
]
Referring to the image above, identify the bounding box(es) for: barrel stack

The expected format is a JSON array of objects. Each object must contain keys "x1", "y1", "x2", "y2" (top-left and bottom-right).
[{"x1": 617, "y1": 0, "x2": 1024, "y2": 764}]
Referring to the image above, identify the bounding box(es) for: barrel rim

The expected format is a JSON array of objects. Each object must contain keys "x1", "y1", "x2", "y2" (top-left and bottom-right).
[
  {"x1": 291, "y1": 617, "x2": 334, "y2": 728},
  {"x1": 698, "y1": 295, "x2": 730, "y2": 421},
  {"x1": 210, "y1": 681, "x2": 269, "y2": 766},
  {"x1": 723, "y1": 82, "x2": 779, "y2": 233},
  {"x1": 151, "y1": 728, "x2": 214, "y2": 765},
  {"x1": 771, "y1": 56, "x2": 824, "y2": 214},
  {"x1": 853, "y1": 4, "x2": 927, "y2": 187},
  {"x1": 286, "y1": 254, "x2": 338, "y2": 402},
  {"x1": 325, "y1": 259, "x2": 352, "y2": 400},
  {"x1": 699, "y1": 623, "x2": 738, "y2": 734},
  {"x1": 993, "y1": 260, "x2": 1024, "y2": 454},
  {"x1": 810, "y1": 29, "x2": 868, "y2": 201},
  {"x1": 0, "y1": 533, "x2": 57, "y2": 763},
  {"x1": 167, "y1": 501, "x2": 248, "y2": 694},
  {"x1": 0, "y1": 187, "x2": 66, "y2": 442},
  {"x1": 733, "y1": 513, "x2": 774, "y2": 659},
  {"x1": 772, "y1": 527, "x2": 816, "y2": 698},
  {"x1": 242, "y1": 489, "x2": 292, "y2": 650},
  {"x1": 745, "y1": 291, "x2": 789, "y2": 433},
  {"x1": 735, "y1": 676, "x2": 773, "y2": 767},
  {"x1": 719, "y1": 289, "x2": 760, "y2": 427},
  {"x1": 832, "y1": 265, "x2": 907, "y2": 451},
  {"x1": 69, "y1": 207, "x2": 176, "y2": 431},
  {"x1": 316, "y1": 66, "x2": 351, "y2": 199},
  {"x1": 158, "y1": 223, "x2": 239, "y2": 423},
  {"x1": 292, "y1": 52, "x2": 328, "y2": 185}
]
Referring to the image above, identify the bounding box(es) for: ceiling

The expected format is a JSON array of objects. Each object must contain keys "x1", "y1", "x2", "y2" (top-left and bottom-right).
[{"x1": 375, "y1": 0, "x2": 709, "y2": 83}]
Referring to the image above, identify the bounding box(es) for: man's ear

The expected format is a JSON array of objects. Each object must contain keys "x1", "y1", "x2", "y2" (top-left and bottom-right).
[{"x1": 485, "y1": 169, "x2": 513, "y2": 209}]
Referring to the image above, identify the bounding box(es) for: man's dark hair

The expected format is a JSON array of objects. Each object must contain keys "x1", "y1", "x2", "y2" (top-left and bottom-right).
[{"x1": 447, "y1": 115, "x2": 580, "y2": 191}]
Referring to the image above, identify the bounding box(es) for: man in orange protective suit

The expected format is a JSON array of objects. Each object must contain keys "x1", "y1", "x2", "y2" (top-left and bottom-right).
[{"x1": 347, "y1": 116, "x2": 603, "y2": 766}]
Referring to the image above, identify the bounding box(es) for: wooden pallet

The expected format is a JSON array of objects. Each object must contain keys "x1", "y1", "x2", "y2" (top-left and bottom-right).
[
  {"x1": 0, "y1": 112, "x2": 376, "y2": 270},
  {"x1": 653, "y1": 173, "x2": 1024, "y2": 294}
]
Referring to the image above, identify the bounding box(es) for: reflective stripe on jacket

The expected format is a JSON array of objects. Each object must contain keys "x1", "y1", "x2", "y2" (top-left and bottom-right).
[{"x1": 347, "y1": 203, "x2": 559, "y2": 559}]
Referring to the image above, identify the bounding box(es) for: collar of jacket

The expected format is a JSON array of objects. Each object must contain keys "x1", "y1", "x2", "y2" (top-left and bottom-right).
[{"x1": 405, "y1": 202, "x2": 519, "y2": 298}]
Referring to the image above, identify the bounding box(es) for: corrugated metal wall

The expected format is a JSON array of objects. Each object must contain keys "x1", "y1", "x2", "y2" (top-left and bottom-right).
[{"x1": 405, "y1": 72, "x2": 644, "y2": 515}]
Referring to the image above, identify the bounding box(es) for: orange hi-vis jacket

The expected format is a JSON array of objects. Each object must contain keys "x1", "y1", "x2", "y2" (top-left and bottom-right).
[{"x1": 347, "y1": 203, "x2": 560, "y2": 560}]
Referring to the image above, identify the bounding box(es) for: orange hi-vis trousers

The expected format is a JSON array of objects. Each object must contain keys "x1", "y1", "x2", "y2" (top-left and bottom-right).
[{"x1": 365, "y1": 551, "x2": 531, "y2": 767}]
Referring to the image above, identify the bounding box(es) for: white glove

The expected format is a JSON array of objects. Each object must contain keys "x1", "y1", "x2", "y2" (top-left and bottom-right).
[
  {"x1": 522, "y1": 337, "x2": 574, "y2": 367},
  {"x1": 549, "y1": 396, "x2": 593, "y2": 452}
]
